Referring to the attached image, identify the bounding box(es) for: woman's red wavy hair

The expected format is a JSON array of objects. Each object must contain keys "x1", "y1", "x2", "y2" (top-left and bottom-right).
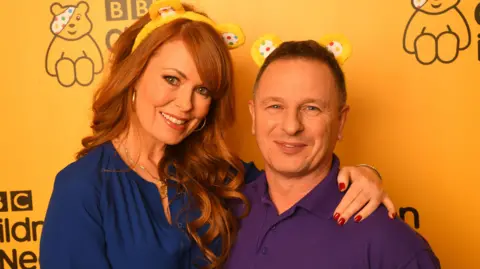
[{"x1": 77, "y1": 5, "x2": 248, "y2": 268}]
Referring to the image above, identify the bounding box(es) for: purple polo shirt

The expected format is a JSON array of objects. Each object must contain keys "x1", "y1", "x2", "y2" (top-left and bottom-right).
[{"x1": 225, "y1": 155, "x2": 440, "y2": 269}]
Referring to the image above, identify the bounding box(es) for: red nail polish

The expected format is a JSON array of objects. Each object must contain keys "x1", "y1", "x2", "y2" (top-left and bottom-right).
[
  {"x1": 334, "y1": 213, "x2": 340, "y2": 221},
  {"x1": 338, "y1": 218, "x2": 345, "y2": 226},
  {"x1": 354, "y1": 215, "x2": 362, "y2": 223},
  {"x1": 390, "y1": 213, "x2": 397, "y2": 219},
  {"x1": 338, "y1": 183, "x2": 346, "y2": 191}
]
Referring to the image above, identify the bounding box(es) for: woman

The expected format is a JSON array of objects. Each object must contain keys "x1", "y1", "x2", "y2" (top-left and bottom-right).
[{"x1": 39, "y1": 1, "x2": 394, "y2": 269}]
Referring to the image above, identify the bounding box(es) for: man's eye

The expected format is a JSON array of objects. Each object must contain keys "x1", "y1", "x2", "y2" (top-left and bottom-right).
[
  {"x1": 305, "y1": 106, "x2": 320, "y2": 111},
  {"x1": 164, "y1": 76, "x2": 179, "y2": 85},
  {"x1": 268, "y1": 104, "x2": 282, "y2": 109}
]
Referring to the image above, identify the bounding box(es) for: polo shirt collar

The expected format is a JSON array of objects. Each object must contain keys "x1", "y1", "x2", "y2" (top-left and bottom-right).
[{"x1": 255, "y1": 154, "x2": 342, "y2": 220}]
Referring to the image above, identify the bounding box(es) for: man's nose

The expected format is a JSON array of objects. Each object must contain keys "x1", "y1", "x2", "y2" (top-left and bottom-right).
[{"x1": 282, "y1": 109, "x2": 304, "y2": 135}]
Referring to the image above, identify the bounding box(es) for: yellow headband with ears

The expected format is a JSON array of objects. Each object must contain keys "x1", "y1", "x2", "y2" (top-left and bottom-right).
[
  {"x1": 132, "y1": 0, "x2": 246, "y2": 52},
  {"x1": 251, "y1": 34, "x2": 352, "y2": 67}
]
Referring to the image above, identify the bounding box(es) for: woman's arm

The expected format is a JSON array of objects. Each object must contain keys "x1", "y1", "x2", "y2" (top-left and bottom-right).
[
  {"x1": 333, "y1": 165, "x2": 396, "y2": 225},
  {"x1": 40, "y1": 170, "x2": 111, "y2": 269},
  {"x1": 242, "y1": 161, "x2": 261, "y2": 184},
  {"x1": 243, "y1": 160, "x2": 396, "y2": 224}
]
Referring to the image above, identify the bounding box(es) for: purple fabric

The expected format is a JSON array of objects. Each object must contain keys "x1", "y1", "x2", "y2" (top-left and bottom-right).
[{"x1": 225, "y1": 155, "x2": 440, "y2": 269}]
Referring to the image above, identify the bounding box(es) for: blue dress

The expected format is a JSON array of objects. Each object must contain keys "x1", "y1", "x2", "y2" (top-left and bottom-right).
[{"x1": 39, "y1": 142, "x2": 260, "y2": 269}]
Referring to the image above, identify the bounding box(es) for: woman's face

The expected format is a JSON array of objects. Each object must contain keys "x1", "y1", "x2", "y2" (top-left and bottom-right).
[{"x1": 133, "y1": 39, "x2": 212, "y2": 145}]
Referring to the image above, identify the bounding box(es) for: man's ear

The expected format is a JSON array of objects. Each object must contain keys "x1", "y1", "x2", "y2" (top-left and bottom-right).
[
  {"x1": 248, "y1": 100, "x2": 256, "y2": 135},
  {"x1": 337, "y1": 105, "x2": 350, "y2": 141}
]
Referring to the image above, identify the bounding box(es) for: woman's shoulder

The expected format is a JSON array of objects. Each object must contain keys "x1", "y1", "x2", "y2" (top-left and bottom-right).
[{"x1": 54, "y1": 142, "x2": 115, "y2": 194}]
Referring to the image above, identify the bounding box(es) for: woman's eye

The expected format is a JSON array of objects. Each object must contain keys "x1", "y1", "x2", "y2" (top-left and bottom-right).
[
  {"x1": 164, "y1": 76, "x2": 180, "y2": 85},
  {"x1": 196, "y1": 87, "x2": 210, "y2": 97}
]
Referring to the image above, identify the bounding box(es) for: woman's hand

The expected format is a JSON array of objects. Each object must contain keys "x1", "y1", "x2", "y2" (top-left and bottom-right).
[{"x1": 333, "y1": 165, "x2": 396, "y2": 225}]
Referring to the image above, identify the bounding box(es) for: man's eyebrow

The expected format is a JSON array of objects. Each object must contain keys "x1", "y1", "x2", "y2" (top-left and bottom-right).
[
  {"x1": 260, "y1": 96, "x2": 285, "y2": 105},
  {"x1": 260, "y1": 97, "x2": 328, "y2": 108},
  {"x1": 301, "y1": 98, "x2": 328, "y2": 108}
]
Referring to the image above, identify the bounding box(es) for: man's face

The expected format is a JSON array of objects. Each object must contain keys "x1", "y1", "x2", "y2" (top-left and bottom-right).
[{"x1": 249, "y1": 59, "x2": 349, "y2": 177}]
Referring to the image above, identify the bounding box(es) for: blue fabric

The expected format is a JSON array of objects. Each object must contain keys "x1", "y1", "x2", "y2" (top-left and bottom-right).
[{"x1": 39, "y1": 142, "x2": 261, "y2": 269}]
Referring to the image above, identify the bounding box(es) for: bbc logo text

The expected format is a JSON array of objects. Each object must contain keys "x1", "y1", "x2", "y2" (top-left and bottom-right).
[{"x1": 0, "y1": 191, "x2": 33, "y2": 212}]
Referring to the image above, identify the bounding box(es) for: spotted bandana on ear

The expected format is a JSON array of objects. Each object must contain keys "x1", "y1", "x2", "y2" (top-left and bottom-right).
[
  {"x1": 132, "y1": 0, "x2": 246, "y2": 52},
  {"x1": 413, "y1": 0, "x2": 427, "y2": 9},
  {"x1": 51, "y1": 6, "x2": 76, "y2": 34},
  {"x1": 251, "y1": 33, "x2": 352, "y2": 67},
  {"x1": 318, "y1": 34, "x2": 352, "y2": 65},
  {"x1": 251, "y1": 34, "x2": 283, "y2": 67}
]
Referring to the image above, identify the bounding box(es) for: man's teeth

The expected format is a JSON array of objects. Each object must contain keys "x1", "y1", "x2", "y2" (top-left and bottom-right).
[{"x1": 161, "y1": 113, "x2": 186, "y2": 125}]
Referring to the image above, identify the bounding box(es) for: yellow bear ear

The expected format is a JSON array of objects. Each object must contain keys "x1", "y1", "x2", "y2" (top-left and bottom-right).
[
  {"x1": 149, "y1": 0, "x2": 185, "y2": 20},
  {"x1": 216, "y1": 24, "x2": 246, "y2": 49},
  {"x1": 318, "y1": 34, "x2": 352, "y2": 65},
  {"x1": 77, "y1": 1, "x2": 90, "y2": 13},
  {"x1": 50, "y1": 3, "x2": 64, "y2": 15},
  {"x1": 251, "y1": 34, "x2": 283, "y2": 67}
]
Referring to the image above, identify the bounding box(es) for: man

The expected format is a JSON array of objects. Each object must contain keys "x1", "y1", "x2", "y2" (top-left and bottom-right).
[{"x1": 225, "y1": 40, "x2": 440, "y2": 268}]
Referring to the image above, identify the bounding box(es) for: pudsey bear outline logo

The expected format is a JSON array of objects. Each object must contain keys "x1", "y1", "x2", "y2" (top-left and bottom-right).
[
  {"x1": 45, "y1": 1, "x2": 104, "y2": 87},
  {"x1": 403, "y1": 0, "x2": 471, "y2": 65}
]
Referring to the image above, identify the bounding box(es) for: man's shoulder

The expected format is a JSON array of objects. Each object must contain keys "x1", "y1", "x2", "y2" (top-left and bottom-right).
[
  {"x1": 344, "y1": 206, "x2": 439, "y2": 268},
  {"x1": 346, "y1": 206, "x2": 428, "y2": 247}
]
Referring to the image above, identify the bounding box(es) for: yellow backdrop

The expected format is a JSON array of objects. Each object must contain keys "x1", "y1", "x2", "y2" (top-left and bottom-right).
[{"x1": 1, "y1": 0, "x2": 479, "y2": 268}]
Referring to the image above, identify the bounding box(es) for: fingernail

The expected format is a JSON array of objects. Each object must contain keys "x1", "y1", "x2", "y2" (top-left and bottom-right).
[
  {"x1": 333, "y1": 213, "x2": 340, "y2": 221},
  {"x1": 338, "y1": 183, "x2": 346, "y2": 191},
  {"x1": 354, "y1": 215, "x2": 362, "y2": 223},
  {"x1": 390, "y1": 213, "x2": 397, "y2": 219},
  {"x1": 338, "y1": 218, "x2": 346, "y2": 226}
]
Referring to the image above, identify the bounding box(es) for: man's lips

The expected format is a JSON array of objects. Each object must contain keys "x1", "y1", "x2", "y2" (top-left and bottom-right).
[
  {"x1": 274, "y1": 141, "x2": 307, "y2": 147},
  {"x1": 274, "y1": 141, "x2": 307, "y2": 154}
]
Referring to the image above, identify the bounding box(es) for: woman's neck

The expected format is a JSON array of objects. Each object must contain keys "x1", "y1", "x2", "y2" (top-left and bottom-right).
[{"x1": 114, "y1": 122, "x2": 166, "y2": 182}]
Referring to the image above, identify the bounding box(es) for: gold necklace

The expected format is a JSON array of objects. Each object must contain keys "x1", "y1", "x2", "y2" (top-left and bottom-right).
[
  {"x1": 123, "y1": 146, "x2": 169, "y2": 198},
  {"x1": 124, "y1": 146, "x2": 160, "y2": 180},
  {"x1": 122, "y1": 144, "x2": 171, "y2": 223}
]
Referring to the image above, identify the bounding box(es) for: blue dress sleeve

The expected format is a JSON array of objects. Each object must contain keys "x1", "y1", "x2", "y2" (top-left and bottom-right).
[
  {"x1": 39, "y1": 169, "x2": 111, "y2": 269},
  {"x1": 242, "y1": 160, "x2": 262, "y2": 184}
]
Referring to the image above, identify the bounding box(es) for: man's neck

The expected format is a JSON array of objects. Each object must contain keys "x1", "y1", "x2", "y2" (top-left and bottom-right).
[{"x1": 265, "y1": 156, "x2": 333, "y2": 215}]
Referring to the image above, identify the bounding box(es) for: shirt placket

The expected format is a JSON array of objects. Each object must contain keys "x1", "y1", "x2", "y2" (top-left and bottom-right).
[{"x1": 253, "y1": 200, "x2": 297, "y2": 268}]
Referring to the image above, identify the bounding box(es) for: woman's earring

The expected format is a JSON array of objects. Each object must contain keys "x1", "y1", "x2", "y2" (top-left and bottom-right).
[
  {"x1": 194, "y1": 118, "x2": 207, "y2": 132},
  {"x1": 132, "y1": 91, "x2": 136, "y2": 104}
]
